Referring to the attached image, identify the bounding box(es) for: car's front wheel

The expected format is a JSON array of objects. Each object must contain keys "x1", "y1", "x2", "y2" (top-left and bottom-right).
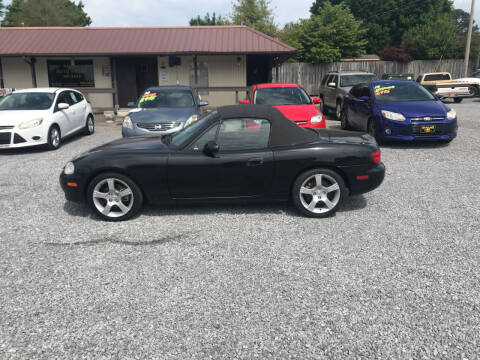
[
  {"x1": 340, "y1": 109, "x2": 350, "y2": 130},
  {"x1": 336, "y1": 102, "x2": 342, "y2": 120},
  {"x1": 46, "y1": 125, "x2": 61, "y2": 150},
  {"x1": 87, "y1": 173, "x2": 143, "y2": 221},
  {"x1": 292, "y1": 168, "x2": 346, "y2": 218},
  {"x1": 84, "y1": 115, "x2": 94, "y2": 135}
]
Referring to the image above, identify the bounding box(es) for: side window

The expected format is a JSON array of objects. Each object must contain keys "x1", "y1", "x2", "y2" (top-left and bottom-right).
[
  {"x1": 217, "y1": 118, "x2": 271, "y2": 151},
  {"x1": 55, "y1": 92, "x2": 69, "y2": 110},
  {"x1": 416, "y1": 75, "x2": 422, "y2": 83},
  {"x1": 74, "y1": 91, "x2": 84, "y2": 102},
  {"x1": 326, "y1": 75, "x2": 333, "y2": 85},
  {"x1": 189, "y1": 125, "x2": 219, "y2": 151},
  {"x1": 349, "y1": 85, "x2": 361, "y2": 98},
  {"x1": 321, "y1": 75, "x2": 329, "y2": 86},
  {"x1": 361, "y1": 87, "x2": 371, "y2": 98},
  {"x1": 69, "y1": 91, "x2": 79, "y2": 104},
  {"x1": 332, "y1": 75, "x2": 339, "y2": 86}
]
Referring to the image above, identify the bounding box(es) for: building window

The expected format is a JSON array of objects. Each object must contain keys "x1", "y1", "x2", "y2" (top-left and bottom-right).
[{"x1": 47, "y1": 60, "x2": 95, "y2": 87}]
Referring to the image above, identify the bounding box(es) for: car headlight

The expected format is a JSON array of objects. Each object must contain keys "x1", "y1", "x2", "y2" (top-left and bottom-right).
[
  {"x1": 184, "y1": 115, "x2": 198, "y2": 128},
  {"x1": 381, "y1": 110, "x2": 406, "y2": 122},
  {"x1": 447, "y1": 109, "x2": 456, "y2": 120},
  {"x1": 64, "y1": 161, "x2": 75, "y2": 175},
  {"x1": 310, "y1": 114, "x2": 324, "y2": 124},
  {"x1": 19, "y1": 118, "x2": 43, "y2": 129},
  {"x1": 123, "y1": 116, "x2": 133, "y2": 129}
]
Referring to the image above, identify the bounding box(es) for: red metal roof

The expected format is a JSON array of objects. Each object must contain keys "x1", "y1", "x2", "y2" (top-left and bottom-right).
[{"x1": 0, "y1": 26, "x2": 296, "y2": 56}]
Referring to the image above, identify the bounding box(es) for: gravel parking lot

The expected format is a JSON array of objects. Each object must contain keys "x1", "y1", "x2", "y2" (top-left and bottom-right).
[{"x1": 1, "y1": 100, "x2": 479, "y2": 359}]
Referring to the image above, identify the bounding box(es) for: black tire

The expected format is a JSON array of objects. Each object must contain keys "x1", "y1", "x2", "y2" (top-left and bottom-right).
[
  {"x1": 367, "y1": 118, "x2": 377, "y2": 138},
  {"x1": 453, "y1": 98, "x2": 463, "y2": 103},
  {"x1": 340, "y1": 109, "x2": 350, "y2": 130},
  {"x1": 84, "y1": 115, "x2": 94, "y2": 135},
  {"x1": 87, "y1": 172, "x2": 143, "y2": 221},
  {"x1": 320, "y1": 96, "x2": 328, "y2": 115},
  {"x1": 335, "y1": 101, "x2": 342, "y2": 120},
  {"x1": 468, "y1": 86, "x2": 478, "y2": 97},
  {"x1": 46, "y1": 125, "x2": 61, "y2": 150},
  {"x1": 292, "y1": 168, "x2": 347, "y2": 218}
]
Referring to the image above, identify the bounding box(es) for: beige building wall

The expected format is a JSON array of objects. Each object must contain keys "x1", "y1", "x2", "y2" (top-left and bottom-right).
[
  {"x1": 1, "y1": 57, "x2": 34, "y2": 89},
  {"x1": 157, "y1": 55, "x2": 247, "y2": 107},
  {"x1": 1, "y1": 56, "x2": 113, "y2": 108}
]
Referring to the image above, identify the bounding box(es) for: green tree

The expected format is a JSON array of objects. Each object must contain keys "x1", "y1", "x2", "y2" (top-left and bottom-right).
[
  {"x1": 403, "y1": 15, "x2": 462, "y2": 59},
  {"x1": 310, "y1": 0, "x2": 454, "y2": 53},
  {"x1": 231, "y1": 0, "x2": 277, "y2": 36},
  {"x1": 0, "y1": 0, "x2": 4, "y2": 20},
  {"x1": 453, "y1": 8, "x2": 478, "y2": 35},
  {"x1": 189, "y1": 12, "x2": 229, "y2": 26},
  {"x1": 2, "y1": 0, "x2": 91, "y2": 27},
  {"x1": 280, "y1": 1, "x2": 367, "y2": 63}
]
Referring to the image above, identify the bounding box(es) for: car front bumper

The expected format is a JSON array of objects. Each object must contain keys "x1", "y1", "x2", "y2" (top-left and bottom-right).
[
  {"x1": 0, "y1": 127, "x2": 48, "y2": 149},
  {"x1": 122, "y1": 122, "x2": 185, "y2": 137},
  {"x1": 377, "y1": 118, "x2": 457, "y2": 141},
  {"x1": 60, "y1": 172, "x2": 88, "y2": 203}
]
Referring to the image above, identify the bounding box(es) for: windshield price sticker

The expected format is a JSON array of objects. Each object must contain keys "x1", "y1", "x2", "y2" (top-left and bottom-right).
[
  {"x1": 140, "y1": 92, "x2": 157, "y2": 103},
  {"x1": 375, "y1": 86, "x2": 395, "y2": 96}
]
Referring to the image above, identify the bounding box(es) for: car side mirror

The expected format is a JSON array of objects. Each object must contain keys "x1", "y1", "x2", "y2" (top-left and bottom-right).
[
  {"x1": 240, "y1": 99, "x2": 250, "y2": 105},
  {"x1": 312, "y1": 97, "x2": 322, "y2": 104},
  {"x1": 328, "y1": 82, "x2": 336, "y2": 88},
  {"x1": 203, "y1": 141, "x2": 219, "y2": 157},
  {"x1": 58, "y1": 103, "x2": 70, "y2": 110},
  {"x1": 359, "y1": 96, "x2": 370, "y2": 102},
  {"x1": 199, "y1": 100, "x2": 209, "y2": 107},
  {"x1": 127, "y1": 101, "x2": 136, "y2": 108}
]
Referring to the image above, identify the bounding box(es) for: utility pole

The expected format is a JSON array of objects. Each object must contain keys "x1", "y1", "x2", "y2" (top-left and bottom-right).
[{"x1": 464, "y1": 0, "x2": 476, "y2": 77}]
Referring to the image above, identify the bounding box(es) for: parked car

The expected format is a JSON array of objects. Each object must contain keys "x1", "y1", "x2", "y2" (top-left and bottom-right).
[
  {"x1": 60, "y1": 105, "x2": 385, "y2": 221},
  {"x1": 340, "y1": 80, "x2": 457, "y2": 142},
  {"x1": 319, "y1": 71, "x2": 378, "y2": 119},
  {"x1": 455, "y1": 70, "x2": 480, "y2": 85},
  {"x1": 382, "y1": 74, "x2": 414, "y2": 81},
  {"x1": 240, "y1": 83, "x2": 325, "y2": 129},
  {"x1": 416, "y1": 72, "x2": 479, "y2": 103},
  {"x1": 0, "y1": 88, "x2": 94, "y2": 150},
  {"x1": 122, "y1": 86, "x2": 208, "y2": 137}
]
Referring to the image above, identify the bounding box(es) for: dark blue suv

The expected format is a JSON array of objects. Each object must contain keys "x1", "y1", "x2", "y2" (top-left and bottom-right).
[
  {"x1": 340, "y1": 80, "x2": 458, "y2": 142},
  {"x1": 122, "y1": 86, "x2": 208, "y2": 137}
]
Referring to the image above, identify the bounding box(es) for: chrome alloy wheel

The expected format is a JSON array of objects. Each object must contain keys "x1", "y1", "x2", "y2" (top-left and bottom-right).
[
  {"x1": 87, "y1": 117, "x2": 94, "y2": 133},
  {"x1": 336, "y1": 103, "x2": 342, "y2": 120},
  {"x1": 299, "y1": 174, "x2": 341, "y2": 214},
  {"x1": 92, "y1": 178, "x2": 134, "y2": 218},
  {"x1": 50, "y1": 128, "x2": 60, "y2": 148}
]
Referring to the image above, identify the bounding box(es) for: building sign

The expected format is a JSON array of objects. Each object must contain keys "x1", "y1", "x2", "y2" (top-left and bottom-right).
[
  {"x1": 159, "y1": 68, "x2": 170, "y2": 83},
  {"x1": 47, "y1": 60, "x2": 95, "y2": 87}
]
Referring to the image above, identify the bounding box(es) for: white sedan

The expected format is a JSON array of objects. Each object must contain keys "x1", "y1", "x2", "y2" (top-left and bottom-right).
[{"x1": 0, "y1": 88, "x2": 94, "y2": 150}]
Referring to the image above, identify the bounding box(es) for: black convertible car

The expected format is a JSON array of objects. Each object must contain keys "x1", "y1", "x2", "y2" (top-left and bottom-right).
[{"x1": 60, "y1": 105, "x2": 385, "y2": 221}]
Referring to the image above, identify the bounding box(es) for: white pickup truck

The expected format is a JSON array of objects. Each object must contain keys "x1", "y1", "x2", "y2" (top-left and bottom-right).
[{"x1": 417, "y1": 72, "x2": 479, "y2": 103}]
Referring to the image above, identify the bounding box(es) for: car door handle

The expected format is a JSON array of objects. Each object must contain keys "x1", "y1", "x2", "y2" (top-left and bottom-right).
[{"x1": 246, "y1": 157, "x2": 264, "y2": 166}]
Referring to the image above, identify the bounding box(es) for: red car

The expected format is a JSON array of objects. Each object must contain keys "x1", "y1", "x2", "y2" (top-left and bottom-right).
[{"x1": 240, "y1": 83, "x2": 326, "y2": 128}]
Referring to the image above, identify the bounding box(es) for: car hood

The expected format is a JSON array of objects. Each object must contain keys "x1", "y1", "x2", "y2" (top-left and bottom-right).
[
  {"x1": 128, "y1": 107, "x2": 196, "y2": 123},
  {"x1": 377, "y1": 101, "x2": 447, "y2": 117},
  {"x1": 0, "y1": 110, "x2": 50, "y2": 126},
  {"x1": 273, "y1": 105, "x2": 320, "y2": 121}
]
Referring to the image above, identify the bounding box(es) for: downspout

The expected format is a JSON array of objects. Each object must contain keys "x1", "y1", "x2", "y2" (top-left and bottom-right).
[
  {"x1": 23, "y1": 56, "x2": 37, "y2": 88},
  {"x1": 0, "y1": 57, "x2": 4, "y2": 88}
]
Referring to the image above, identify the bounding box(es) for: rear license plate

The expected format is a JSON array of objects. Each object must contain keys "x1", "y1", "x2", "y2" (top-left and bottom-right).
[
  {"x1": 449, "y1": 93, "x2": 456, "y2": 97},
  {"x1": 420, "y1": 125, "x2": 436, "y2": 134}
]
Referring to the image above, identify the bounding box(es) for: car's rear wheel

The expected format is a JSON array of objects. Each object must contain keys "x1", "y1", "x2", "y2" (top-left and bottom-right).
[
  {"x1": 87, "y1": 173, "x2": 143, "y2": 221},
  {"x1": 453, "y1": 98, "x2": 463, "y2": 103},
  {"x1": 320, "y1": 96, "x2": 328, "y2": 115},
  {"x1": 336, "y1": 102, "x2": 342, "y2": 120},
  {"x1": 368, "y1": 118, "x2": 377, "y2": 138},
  {"x1": 340, "y1": 109, "x2": 350, "y2": 130},
  {"x1": 85, "y1": 115, "x2": 94, "y2": 135},
  {"x1": 292, "y1": 168, "x2": 346, "y2": 218},
  {"x1": 46, "y1": 125, "x2": 61, "y2": 150}
]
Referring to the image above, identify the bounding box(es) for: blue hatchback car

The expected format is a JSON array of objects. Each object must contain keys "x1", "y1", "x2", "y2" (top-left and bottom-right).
[{"x1": 340, "y1": 80, "x2": 458, "y2": 142}]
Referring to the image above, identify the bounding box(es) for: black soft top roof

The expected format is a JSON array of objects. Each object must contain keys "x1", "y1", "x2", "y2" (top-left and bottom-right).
[{"x1": 217, "y1": 105, "x2": 318, "y2": 148}]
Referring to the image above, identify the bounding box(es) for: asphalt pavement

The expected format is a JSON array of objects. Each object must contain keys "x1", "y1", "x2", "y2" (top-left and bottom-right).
[{"x1": 1, "y1": 100, "x2": 479, "y2": 359}]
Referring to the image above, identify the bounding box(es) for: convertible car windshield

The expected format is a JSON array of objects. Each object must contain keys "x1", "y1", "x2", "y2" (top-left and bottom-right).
[
  {"x1": 0, "y1": 93, "x2": 55, "y2": 110},
  {"x1": 170, "y1": 112, "x2": 217, "y2": 146},
  {"x1": 254, "y1": 87, "x2": 312, "y2": 105},
  {"x1": 138, "y1": 90, "x2": 194, "y2": 109},
  {"x1": 374, "y1": 83, "x2": 435, "y2": 102}
]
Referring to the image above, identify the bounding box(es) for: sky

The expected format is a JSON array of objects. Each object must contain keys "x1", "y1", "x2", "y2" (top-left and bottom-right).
[{"x1": 2, "y1": 0, "x2": 479, "y2": 28}]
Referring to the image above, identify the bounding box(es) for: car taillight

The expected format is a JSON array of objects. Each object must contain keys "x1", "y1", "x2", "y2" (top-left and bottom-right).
[{"x1": 371, "y1": 150, "x2": 381, "y2": 164}]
